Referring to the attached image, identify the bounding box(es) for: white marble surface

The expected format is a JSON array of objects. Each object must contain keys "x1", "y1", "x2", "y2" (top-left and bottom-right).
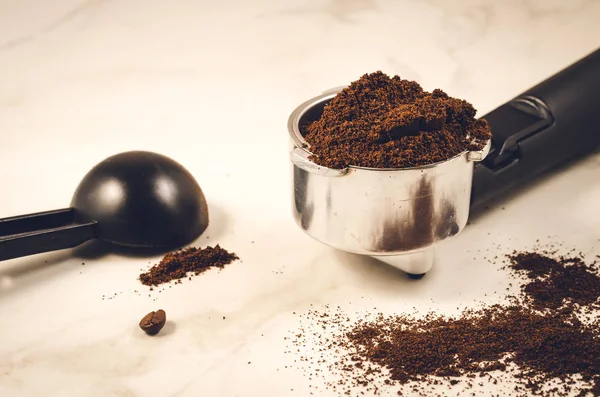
[{"x1": 1, "y1": 0, "x2": 600, "y2": 396}]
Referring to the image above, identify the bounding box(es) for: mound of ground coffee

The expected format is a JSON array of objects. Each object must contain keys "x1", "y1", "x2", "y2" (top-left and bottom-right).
[
  {"x1": 303, "y1": 71, "x2": 491, "y2": 169},
  {"x1": 345, "y1": 305, "x2": 599, "y2": 396},
  {"x1": 506, "y1": 251, "x2": 600, "y2": 311},
  {"x1": 139, "y1": 245, "x2": 239, "y2": 287},
  {"x1": 286, "y1": 250, "x2": 600, "y2": 396}
]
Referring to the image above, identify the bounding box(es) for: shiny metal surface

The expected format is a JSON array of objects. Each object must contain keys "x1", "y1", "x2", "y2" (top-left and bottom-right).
[{"x1": 288, "y1": 88, "x2": 491, "y2": 274}]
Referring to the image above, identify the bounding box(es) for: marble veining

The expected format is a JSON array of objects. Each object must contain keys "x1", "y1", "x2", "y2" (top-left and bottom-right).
[{"x1": 0, "y1": 0, "x2": 104, "y2": 50}]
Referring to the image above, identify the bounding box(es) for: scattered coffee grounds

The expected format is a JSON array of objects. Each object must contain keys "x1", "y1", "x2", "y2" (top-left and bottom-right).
[
  {"x1": 506, "y1": 251, "x2": 600, "y2": 311},
  {"x1": 346, "y1": 306, "x2": 599, "y2": 396},
  {"x1": 139, "y1": 245, "x2": 239, "y2": 287},
  {"x1": 302, "y1": 71, "x2": 491, "y2": 169},
  {"x1": 139, "y1": 309, "x2": 166, "y2": 335},
  {"x1": 285, "y1": 250, "x2": 600, "y2": 396}
]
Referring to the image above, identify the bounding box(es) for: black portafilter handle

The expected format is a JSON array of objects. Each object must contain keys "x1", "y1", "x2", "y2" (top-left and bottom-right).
[{"x1": 470, "y1": 48, "x2": 600, "y2": 209}]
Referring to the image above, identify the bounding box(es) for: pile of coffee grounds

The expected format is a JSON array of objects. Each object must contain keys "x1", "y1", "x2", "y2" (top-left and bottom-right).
[
  {"x1": 346, "y1": 305, "x2": 599, "y2": 396},
  {"x1": 139, "y1": 245, "x2": 239, "y2": 287},
  {"x1": 506, "y1": 251, "x2": 600, "y2": 311},
  {"x1": 302, "y1": 71, "x2": 492, "y2": 169},
  {"x1": 285, "y1": 250, "x2": 600, "y2": 396}
]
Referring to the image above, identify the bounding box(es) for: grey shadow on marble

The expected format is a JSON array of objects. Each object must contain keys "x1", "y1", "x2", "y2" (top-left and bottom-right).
[
  {"x1": 155, "y1": 321, "x2": 176, "y2": 337},
  {"x1": 200, "y1": 202, "x2": 230, "y2": 242},
  {"x1": 332, "y1": 250, "x2": 436, "y2": 293},
  {"x1": 0, "y1": 203, "x2": 230, "y2": 295},
  {"x1": 72, "y1": 240, "x2": 171, "y2": 260},
  {"x1": 469, "y1": 147, "x2": 600, "y2": 223},
  {"x1": 0, "y1": 241, "x2": 124, "y2": 298},
  {"x1": 0, "y1": 250, "x2": 76, "y2": 297},
  {"x1": 0, "y1": 247, "x2": 76, "y2": 279}
]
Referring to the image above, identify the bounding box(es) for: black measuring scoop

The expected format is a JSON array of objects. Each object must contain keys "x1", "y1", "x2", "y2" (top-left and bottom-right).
[{"x1": 0, "y1": 151, "x2": 209, "y2": 261}]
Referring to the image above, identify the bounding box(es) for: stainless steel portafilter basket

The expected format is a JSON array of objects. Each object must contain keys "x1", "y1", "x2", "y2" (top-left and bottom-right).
[
  {"x1": 288, "y1": 89, "x2": 490, "y2": 276},
  {"x1": 288, "y1": 48, "x2": 600, "y2": 278}
]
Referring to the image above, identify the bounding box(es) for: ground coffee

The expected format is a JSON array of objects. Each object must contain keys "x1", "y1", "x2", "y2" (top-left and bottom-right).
[
  {"x1": 345, "y1": 305, "x2": 599, "y2": 396},
  {"x1": 139, "y1": 245, "x2": 239, "y2": 287},
  {"x1": 286, "y1": 250, "x2": 600, "y2": 396},
  {"x1": 506, "y1": 251, "x2": 600, "y2": 311},
  {"x1": 303, "y1": 71, "x2": 492, "y2": 169}
]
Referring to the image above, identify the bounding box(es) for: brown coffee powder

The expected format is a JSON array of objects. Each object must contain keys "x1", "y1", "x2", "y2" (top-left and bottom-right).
[
  {"x1": 286, "y1": 250, "x2": 600, "y2": 396},
  {"x1": 506, "y1": 251, "x2": 600, "y2": 311},
  {"x1": 345, "y1": 305, "x2": 599, "y2": 396},
  {"x1": 303, "y1": 71, "x2": 492, "y2": 169},
  {"x1": 139, "y1": 245, "x2": 239, "y2": 287}
]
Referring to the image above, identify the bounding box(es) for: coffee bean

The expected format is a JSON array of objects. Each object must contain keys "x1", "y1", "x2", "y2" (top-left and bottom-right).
[{"x1": 139, "y1": 309, "x2": 166, "y2": 335}]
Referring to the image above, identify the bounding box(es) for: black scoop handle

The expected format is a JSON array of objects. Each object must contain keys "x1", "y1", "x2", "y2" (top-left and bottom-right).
[
  {"x1": 471, "y1": 48, "x2": 600, "y2": 208},
  {"x1": 0, "y1": 208, "x2": 96, "y2": 261}
]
